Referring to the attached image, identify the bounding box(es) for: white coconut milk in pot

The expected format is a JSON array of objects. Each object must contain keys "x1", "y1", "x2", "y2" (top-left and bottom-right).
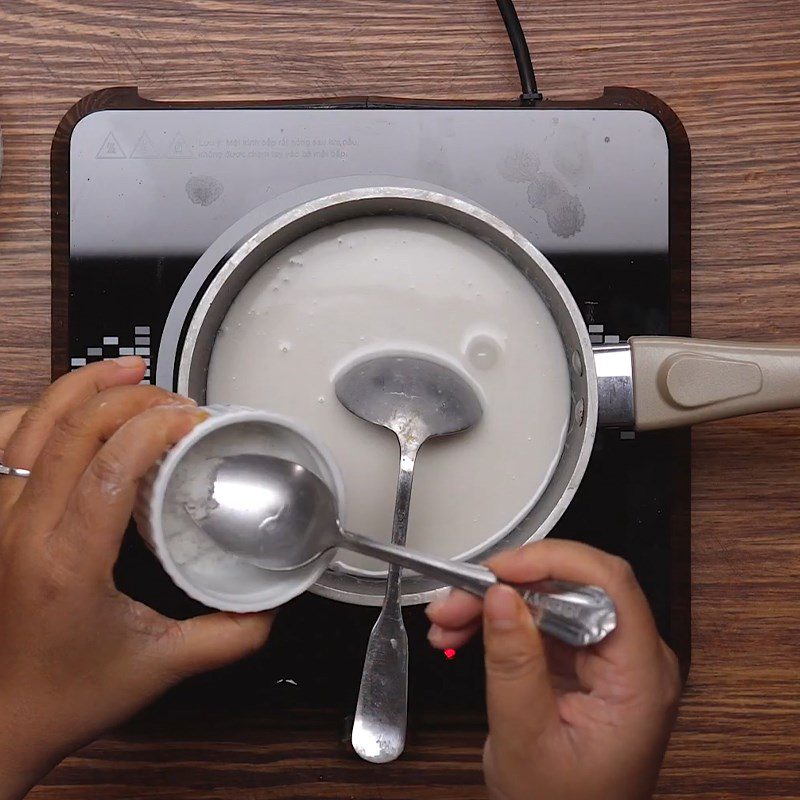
[{"x1": 206, "y1": 215, "x2": 572, "y2": 574}]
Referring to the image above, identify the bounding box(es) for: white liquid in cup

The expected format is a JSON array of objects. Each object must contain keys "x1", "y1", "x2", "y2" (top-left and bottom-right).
[{"x1": 207, "y1": 216, "x2": 571, "y2": 573}]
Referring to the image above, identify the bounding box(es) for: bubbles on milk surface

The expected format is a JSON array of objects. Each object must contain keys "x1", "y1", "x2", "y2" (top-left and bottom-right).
[
  {"x1": 464, "y1": 333, "x2": 503, "y2": 370},
  {"x1": 205, "y1": 216, "x2": 571, "y2": 573}
]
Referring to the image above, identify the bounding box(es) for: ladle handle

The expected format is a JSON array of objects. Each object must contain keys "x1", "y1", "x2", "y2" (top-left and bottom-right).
[{"x1": 340, "y1": 532, "x2": 616, "y2": 647}]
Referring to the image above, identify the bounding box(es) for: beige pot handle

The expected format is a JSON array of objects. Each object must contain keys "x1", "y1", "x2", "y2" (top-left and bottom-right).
[{"x1": 630, "y1": 337, "x2": 800, "y2": 430}]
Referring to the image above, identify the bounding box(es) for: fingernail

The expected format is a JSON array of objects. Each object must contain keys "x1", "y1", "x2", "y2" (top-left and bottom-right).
[
  {"x1": 164, "y1": 394, "x2": 198, "y2": 407},
  {"x1": 485, "y1": 585, "x2": 521, "y2": 631},
  {"x1": 427, "y1": 624, "x2": 444, "y2": 644},
  {"x1": 160, "y1": 404, "x2": 209, "y2": 422},
  {"x1": 180, "y1": 407, "x2": 210, "y2": 422},
  {"x1": 425, "y1": 588, "x2": 452, "y2": 618},
  {"x1": 112, "y1": 355, "x2": 144, "y2": 369}
]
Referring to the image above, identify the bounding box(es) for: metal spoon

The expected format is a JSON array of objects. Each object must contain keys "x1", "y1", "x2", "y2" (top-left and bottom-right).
[
  {"x1": 186, "y1": 453, "x2": 617, "y2": 645},
  {"x1": 334, "y1": 354, "x2": 484, "y2": 762}
]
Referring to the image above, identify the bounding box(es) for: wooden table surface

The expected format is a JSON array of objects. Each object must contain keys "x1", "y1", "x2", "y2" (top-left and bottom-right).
[{"x1": 2, "y1": 0, "x2": 800, "y2": 797}]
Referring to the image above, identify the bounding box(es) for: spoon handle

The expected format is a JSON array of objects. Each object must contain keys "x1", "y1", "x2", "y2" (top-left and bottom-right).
[
  {"x1": 518, "y1": 580, "x2": 617, "y2": 648},
  {"x1": 351, "y1": 443, "x2": 417, "y2": 764},
  {"x1": 340, "y1": 531, "x2": 617, "y2": 648},
  {"x1": 350, "y1": 602, "x2": 408, "y2": 764}
]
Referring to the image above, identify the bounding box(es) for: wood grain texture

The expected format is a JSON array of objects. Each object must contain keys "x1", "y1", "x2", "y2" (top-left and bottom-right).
[{"x1": 1, "y1": 0, "x2": 800, "y2": 797}]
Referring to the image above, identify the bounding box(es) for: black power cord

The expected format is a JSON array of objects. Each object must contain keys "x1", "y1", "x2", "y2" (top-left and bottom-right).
[{"x1": 495, "y1": 0, "x2": 543, "y2": 104}]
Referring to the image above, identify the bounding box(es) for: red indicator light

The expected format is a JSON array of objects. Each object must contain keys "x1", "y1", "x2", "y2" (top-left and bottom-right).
[{"x1": 444, "y1": 648, "x2": 457, "y2": 660}]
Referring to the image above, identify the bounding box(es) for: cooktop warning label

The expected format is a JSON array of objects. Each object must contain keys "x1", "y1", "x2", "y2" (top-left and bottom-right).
[
  {"x1": 166, "y1": 132, "x2": 192, "y2": 158},
  {"x1": 96, "y1": 132, "x2": 126, "y2": 159},
  {"x1": 130, "y1": 132, "x2": 158, "y2": 159},
  {"x1": 196, "y1": 135, "x2": 357, "y2": 161}
]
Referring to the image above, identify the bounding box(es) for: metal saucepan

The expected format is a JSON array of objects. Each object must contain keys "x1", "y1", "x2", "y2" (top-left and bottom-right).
[{"x1": 174, "y1": 187, "x2": 800, "y2": 605}]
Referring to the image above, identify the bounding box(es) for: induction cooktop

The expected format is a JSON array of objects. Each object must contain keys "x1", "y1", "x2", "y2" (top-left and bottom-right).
[{"x1": 51, "y1": 86, "x2": 690, "y2": 720}]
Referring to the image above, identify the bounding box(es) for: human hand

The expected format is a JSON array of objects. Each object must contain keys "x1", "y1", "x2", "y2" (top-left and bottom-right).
[
  {"x1": 0, "y1": 359, "x2": 273, "y2": 799},
  {"x1": 426, "y1": 540, "x2": 681, "y2": 800}
]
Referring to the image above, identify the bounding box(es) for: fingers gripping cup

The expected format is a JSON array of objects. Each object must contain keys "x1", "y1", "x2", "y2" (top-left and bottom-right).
[{"x1": 136, "y1": 406, "x2": 345, "y2": 612}]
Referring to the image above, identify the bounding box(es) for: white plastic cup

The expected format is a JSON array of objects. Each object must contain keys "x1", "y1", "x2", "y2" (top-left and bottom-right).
[{"x1": 135, "y1": 405, "x2": 345, "y2": 612}]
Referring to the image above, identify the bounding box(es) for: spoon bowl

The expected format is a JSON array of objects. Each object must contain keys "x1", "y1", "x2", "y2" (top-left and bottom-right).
[
  {"x1": 188, "y1": 453, "x2": 341, "y2": 570},
  {"x1": 335, "y1": 354, "x2": 483, "y2": 442}
]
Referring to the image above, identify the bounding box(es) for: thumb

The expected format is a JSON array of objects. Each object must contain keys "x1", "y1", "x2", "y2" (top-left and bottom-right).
[
  {"x1": 168, "y1": 611, "x2": 275, "y2": 677},
  {"x1": 483, "y1": 585, "x2": 557, "y2": 751}
]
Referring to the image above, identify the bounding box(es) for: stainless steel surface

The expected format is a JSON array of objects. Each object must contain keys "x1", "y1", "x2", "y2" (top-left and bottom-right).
[
  {"x1": 350, "y1": 604, "x2": 408, "y2": 764},
  {"x1": 594, "y1": 343, "x2": 635, "y2": 427},
  {"x1": 522, "y1": 580, "x2": 617, "y2": 648},
  {"x1": 0, "y1": 462, "x2": 31, "y2": 478},
  {"x1": 176, "y1": 187, "x2": 598, "y2": 606},
  {"x1": 186, "y1": 453, "x2": 616, "y2": 650},
  {"x1": 339, "y1": 534, "x2": 616, "y2": 647},
  {"x1": 185, "y1": 454, "x2": 341, "y2": 570},
  {"x1": 335, "y1": 355, "x2": 484, "y2": 450},
  {"x1": 341, "y1": 530, "x2": 502, "y2": 593},
  {"x1": 336, "y1": 354, "x2": 483, "y2": 764}
]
